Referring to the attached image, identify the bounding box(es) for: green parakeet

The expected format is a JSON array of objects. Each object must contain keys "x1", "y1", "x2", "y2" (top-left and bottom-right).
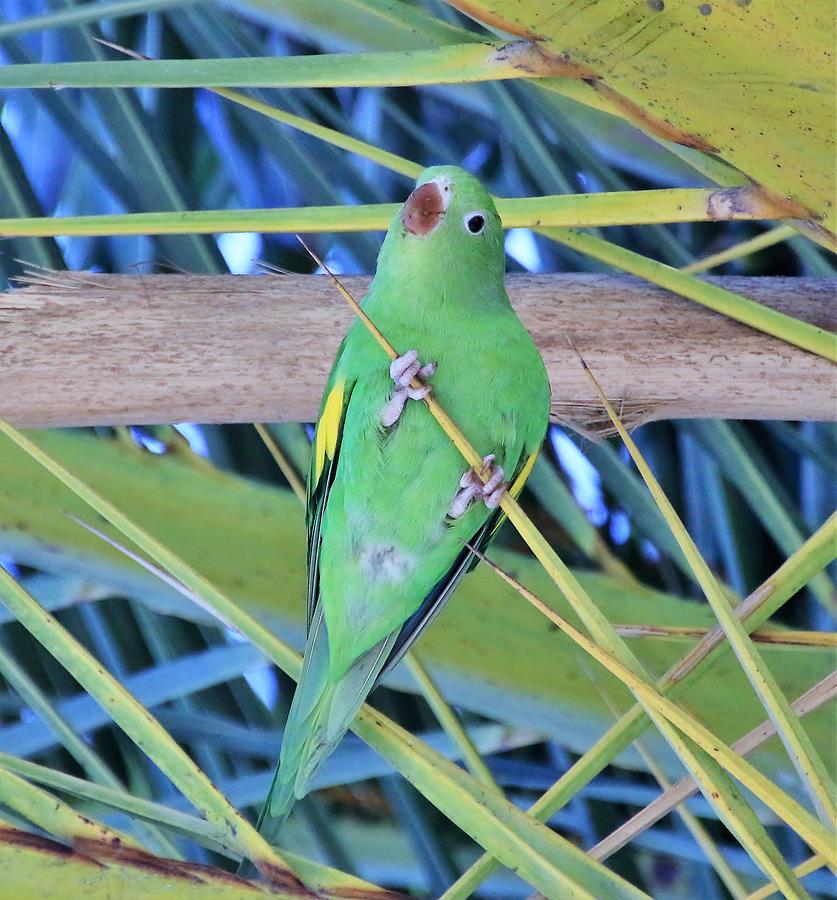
[{"x1": 258, "y1": 165, "x2": 550, "y2": 842}]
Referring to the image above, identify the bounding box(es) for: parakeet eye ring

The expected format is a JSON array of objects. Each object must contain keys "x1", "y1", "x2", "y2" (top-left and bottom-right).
[{"x1": 465, "y1": 212, "x2": 486, "y2": 234}]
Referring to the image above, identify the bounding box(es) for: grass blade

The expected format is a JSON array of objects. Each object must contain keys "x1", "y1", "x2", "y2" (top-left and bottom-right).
[
  {"x1": 0, "y1": 42, "x2": 529, "y2": 89},
  {"x1": 0, "y1": 186, "x2": 811, "y2": 239},
  {"x1": 350, "y1": 703, "x2": 648, "y2": 900},
  {"x1": 0, "y1": 0, "x2": 198, "y2": 40},
  {"x1": 577, "y1": 354, "x2": 837, "y2": 826},
  {"x1": 469, "y1": 547, "x2": 832, "y2": 868},
  {"x1": 746, "y1": 856, "x2": 827, "y2": 900},
  {"x1": 543, "y1": 227, "x2": 836, "y2": 361},
  {"x1": 445, "y1": 513, "x2": 837, "y2": 896},
  {"x1": 688, "y1": 419, "x2": 834, "y2": 611},
  {"x1": 0, "y1": 561, "x2": 302, "y2": 886},
  {"x1": 592, "y1": 671, "x2": 837, "y2": 862},
  {"x1": 0, "y1": 751, "x2": 235, "y2": 855},
  {"x1": 211, "y1": 87, "x2": 421, "y2": 180},
  {"x1": 0, "y1": 763, "x2": 138, "y2": 849},
  {"x1": 681, "y1": 225, "x2": 797, "y2": 274},
  {"x1": 0, "y1": 639, "x2": 181, "y2": 857},
  {"x1": 403, "y1": 654, "x2": 498, "y2": 789},
  {"x1": 584, "y1": 661, "x2": 749, "y2": 900},
  {"x1": 612, "y1": 624, "x2": 836, "y2": 648}
]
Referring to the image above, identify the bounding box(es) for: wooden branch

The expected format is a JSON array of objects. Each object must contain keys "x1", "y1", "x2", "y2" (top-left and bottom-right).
[{"x1": 2, "y1": 273, "x2": 834, "y2": 433}]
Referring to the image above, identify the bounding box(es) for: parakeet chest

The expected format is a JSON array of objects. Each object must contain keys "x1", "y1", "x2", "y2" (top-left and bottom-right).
[{"x1": 338, "y1": 319, "x2": 536, "y2": 533}]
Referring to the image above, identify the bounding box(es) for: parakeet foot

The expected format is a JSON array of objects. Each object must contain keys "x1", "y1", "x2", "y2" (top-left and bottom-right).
[
  {"x1": 380, "y1": 349, "x2": 436, "y2": 427},
  {"x1": 448, "y1": 454, "x2": 508, "y2": 519}
]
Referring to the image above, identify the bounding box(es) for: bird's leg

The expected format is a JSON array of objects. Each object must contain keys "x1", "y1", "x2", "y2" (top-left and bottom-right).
[
  {"x1": 379, "y1": 349, "x2": 436, "y2": 427},
  {"x1": 448, "y1": 454, "x2": 508, "y2": 519}
]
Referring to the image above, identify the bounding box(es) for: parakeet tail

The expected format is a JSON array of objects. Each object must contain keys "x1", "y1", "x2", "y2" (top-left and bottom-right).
[{"x1": 256, "y1": 611, "x2": 399, "y2": 845}]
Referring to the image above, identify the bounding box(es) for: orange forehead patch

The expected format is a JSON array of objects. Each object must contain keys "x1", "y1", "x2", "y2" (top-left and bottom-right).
[{"x1": 402, "y1": 181, "x2": 446, "y2": 236}]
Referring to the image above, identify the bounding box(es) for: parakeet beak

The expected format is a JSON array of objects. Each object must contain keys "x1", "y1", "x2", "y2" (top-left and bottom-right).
[{"x1": 402, "y1": 178, "x2": 450, "y2": 236}]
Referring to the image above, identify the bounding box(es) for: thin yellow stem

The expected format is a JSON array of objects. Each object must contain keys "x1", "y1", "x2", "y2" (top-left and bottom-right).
[
  {"x1": 681, "y1": 225, "x2": 797, "y2": 274},
  {"x1": 253, "y1": 423, "x2": 307, "y2": 504},
  {"x1": 745, "y1": 856, "x2": 826, "y2": 900},
  {"x1": 404, "y1": 655, "x2": 499, "y2": 789},
  {"x1": 613, "y1": 624, "x2": 836, "y2": 648}
]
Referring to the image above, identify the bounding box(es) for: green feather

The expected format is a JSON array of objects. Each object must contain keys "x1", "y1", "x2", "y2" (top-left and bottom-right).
[{"x1": 255, "y1": 166, "x2": 550, "y2": 846}]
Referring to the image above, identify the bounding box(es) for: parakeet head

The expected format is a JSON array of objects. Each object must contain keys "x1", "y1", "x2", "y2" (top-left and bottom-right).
[{"x1": 376, "y1": 166, "x2": 506, "y2": 292}]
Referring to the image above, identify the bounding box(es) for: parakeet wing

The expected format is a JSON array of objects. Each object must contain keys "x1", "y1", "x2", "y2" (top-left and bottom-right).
[{"x1": 305, "y1": 356, "x2": 355, "y2": 632}]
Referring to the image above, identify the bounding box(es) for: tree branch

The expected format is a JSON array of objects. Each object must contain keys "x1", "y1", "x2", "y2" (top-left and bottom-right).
[{"x1": 2, "y1": 272, "x2": 833, "y2": 433}]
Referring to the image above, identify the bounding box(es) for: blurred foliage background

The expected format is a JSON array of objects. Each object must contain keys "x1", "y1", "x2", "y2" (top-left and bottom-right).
[{"x1": 0, "y1": 1, "x2": 834, "y2": 898}]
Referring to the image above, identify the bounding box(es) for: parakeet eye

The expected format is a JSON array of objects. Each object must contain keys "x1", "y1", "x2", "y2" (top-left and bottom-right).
[{"x1": 464, "y1": 212, "x2": 486, "y2": 235}]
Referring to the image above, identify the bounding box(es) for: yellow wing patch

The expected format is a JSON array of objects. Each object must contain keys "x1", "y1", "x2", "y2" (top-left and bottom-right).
[
  {"x1": 313, "y1": 379, "x2": 346, "y2": 485},
  {"x1": 509, "y1": 450, "x2": 539, "y2": 499}
]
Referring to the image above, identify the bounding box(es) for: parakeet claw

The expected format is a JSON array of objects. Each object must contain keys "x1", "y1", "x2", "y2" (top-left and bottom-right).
[
  {"x1": 380, "y1": 349, "x2": 436, "y2": 427},
  {"x1": 447, "y1": 454, "x2": 508, "y2": 519},
  {"x1": 389, "y1": 349, "x2": 437, "y2": 387}
]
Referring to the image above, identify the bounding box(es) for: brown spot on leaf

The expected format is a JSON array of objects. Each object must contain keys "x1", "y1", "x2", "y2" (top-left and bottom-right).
[
  {"x1": 706, "y1": 187, "x2": 755, "y2": 220},
  {"x1": 489, "y1": 41, "x2": 720, "y2": 154},
  {"x1": 75, "y1": 840, "x2": 204, "y2": 882},
  {"x1": 2, "y1": 828, "x2": 322, "y2": 896},
  {"x1": 0, "y1": 827, "x2": 77, "y2": 859},
  {"x1": 590, "y1": 81, "x2": 719, "y2": 152},
  {"x1": 707, "y1": 186, "x2": 817, "y2": 222},
  {"x1": 77, "y1": 836, "x2": 316, "y2": 894},
  {"x1": 493, "y1": 40, "x2": 598, "y2": 79},
  {"x1": 402, "y1": 182, "x2": 445, "y2": 236},
  {"x1": 331, "y1": 890, "x2": 410, "y2": 899}
]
